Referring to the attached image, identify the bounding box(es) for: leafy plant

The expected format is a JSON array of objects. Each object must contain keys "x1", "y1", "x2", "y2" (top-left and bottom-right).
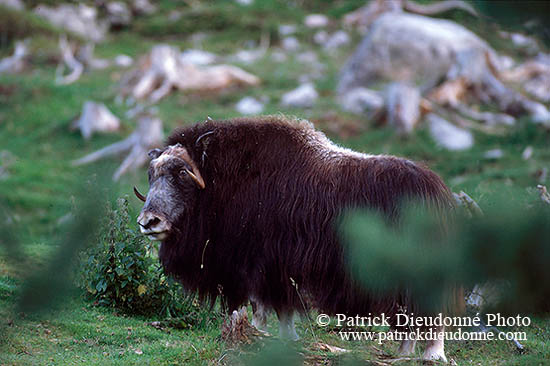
[{"x1": 78, "y1": 196, "x2": 214, "y2": 324}]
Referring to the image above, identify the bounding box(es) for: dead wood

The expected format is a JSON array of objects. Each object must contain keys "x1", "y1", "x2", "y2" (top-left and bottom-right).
[
  {"x1": 453, "y1": 191, "x2": 483, "y2": 217},
  {"x1": 501, "y1": 58, "x2": 550, "y2": 102},
  {"x1": 56, "y1": 36, "x2": 84, "y2": 85},
  {"x1": 537, "y1": 185, "x2": 550, "y2": 205},
  {"x1": 56, "y1": 37, "x2": 113, "y2": 85},
  {"x1": 0, "y1": 40, "x2": 28, "y2": 74},
  {"x1": 312, "y1": 342, "x2": 349, "y2": 354},
  {"x1": 119, "y1": 45, "x2": 260, "y2": 103},
  {"x1": 343, "y1": 0, "x2": 477, "y2": 30},
  {"x1": 72, "y1": 112, "x2": 163, "y2": 181},
  {"x1": 403, "y1": 0, "x2": 477, "y2": 17},
  {"x1": 34, "y1": 4, "x2": 108, "y2": 42},
  {"x1": 338, "y1": 12, "x2": 550, "y2": 137},
  {"x1": 221, "y1": 307, "x2": 261, "y2": 345},
  {"x1": 385, "y1": 82, "x2": 421, "y2": 135},
  {"x1": 71, "y1": 101, "x2": 120, "y2": 140}
]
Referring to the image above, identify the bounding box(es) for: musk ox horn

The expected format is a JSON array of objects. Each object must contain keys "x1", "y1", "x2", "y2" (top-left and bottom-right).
[
  {"x1": 195, "y1": 130, "x2": 215, "y2": 147},
  {"x1": 133, "y1": 186, "x2": 147, "y2": 202},
  {"x1": 184, "y1": 168, "x2": 206, "y2": 189}
]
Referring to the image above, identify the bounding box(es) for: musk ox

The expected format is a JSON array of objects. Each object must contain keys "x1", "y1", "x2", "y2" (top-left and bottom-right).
[{"x1": 136, "y1": 115, "x2": 457, "y2": 362}]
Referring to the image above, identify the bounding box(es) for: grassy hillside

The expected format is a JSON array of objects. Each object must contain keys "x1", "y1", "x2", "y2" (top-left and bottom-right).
[{"x1": 1, "y1": 1, "x2": 549, "y2": 365}]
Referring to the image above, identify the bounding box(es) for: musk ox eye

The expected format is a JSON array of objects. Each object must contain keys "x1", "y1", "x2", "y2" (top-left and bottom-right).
[{"x1": 179, "y1": 169, "x2": 192, "y2": 180}]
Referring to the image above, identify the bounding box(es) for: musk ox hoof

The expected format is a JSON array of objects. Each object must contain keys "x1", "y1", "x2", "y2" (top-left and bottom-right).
[
  {"x1": 422, "y1": 346, "x2": 448, "y2": 363},
  {"x1": 251, "y1": 316, "x2": 268, "y2": 332}
]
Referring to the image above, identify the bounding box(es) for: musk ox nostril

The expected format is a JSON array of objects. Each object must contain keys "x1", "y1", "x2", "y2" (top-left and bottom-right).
[
  {"x1": 138, "y1": 212, "x2": 162, "y2": 230},
  {"x1": 148, "y1": 217, "x2": 161, "y2": 228}
]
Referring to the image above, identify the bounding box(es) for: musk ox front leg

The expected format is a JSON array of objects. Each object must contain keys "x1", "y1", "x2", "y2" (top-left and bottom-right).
[{"x1": 422, "y1": 326, "x2": 447, "y2": 363}]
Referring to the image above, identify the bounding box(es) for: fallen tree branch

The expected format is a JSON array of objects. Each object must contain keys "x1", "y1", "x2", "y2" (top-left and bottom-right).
[
  {"x1": 454, "y1": 103, "x2": 515, "y2": 127},
  {"x1": 453, "y1": 190, "x2": 483, "y2": 217},
  {"x1": 77, "y1": 43, "x2": 111, "y2": 70},
  {"x1": 385, "y1": 82, "x2": 421, "y2": 135},
  {"x1": 120, "y1": 45, "x2": 260, "y2": 103},
  {"x1": 404, "y1": 0, "x2": 478, "y2": 17},
  {"x1": 56, "y1": 36, "x2": 84, "y2": 85},
  {"x1": 428, "y1": 101, "x2": 507, "y2": 135},
  {"x1": 71, "y1": 101, "x2": 120, "y2": 140},
  {"x1": 343, "y1": 0, "x2": 477, "y2": 30},
  {"x1": 73, "y1": 113, "x2": 163, "y2": 181},
  {"x1": 0, "y1": 40, "x2": 28, "y2": 74},
  {"x1": 537, "y1": 185, "x2": 550, "y2": 205}
]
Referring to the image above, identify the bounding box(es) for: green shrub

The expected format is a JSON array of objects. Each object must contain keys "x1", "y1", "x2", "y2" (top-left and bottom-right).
[{"x1": 78, "y1": 197, "x2": 215, "y2": 325}]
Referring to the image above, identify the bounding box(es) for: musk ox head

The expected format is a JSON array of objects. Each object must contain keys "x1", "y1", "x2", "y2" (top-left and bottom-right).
[{"x1": 135, "y1": 143, "x2": 205, "y2": 241}]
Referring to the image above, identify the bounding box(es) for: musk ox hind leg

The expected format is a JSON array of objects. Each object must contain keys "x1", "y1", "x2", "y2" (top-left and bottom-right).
[
  {"x1": 250, "y1": 299, "x2": 268, "y2": 333},
  {"x1": 397, "y1": 338, "x2": 417, "y2": 356},
  {"x1": 277, "y1": 310, "x2": 299, "y2": 341},
  {"x1": 422, "y1": 325, "x2": 447, "y2": 363}
]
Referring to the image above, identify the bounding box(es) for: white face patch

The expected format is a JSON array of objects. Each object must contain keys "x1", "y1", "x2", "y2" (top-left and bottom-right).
[{"x1": 151, "y1": 145, "x2": 192, "y2": 171}]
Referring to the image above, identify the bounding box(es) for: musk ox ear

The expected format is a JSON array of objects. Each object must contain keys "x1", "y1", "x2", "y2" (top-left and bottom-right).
[
  {"x1": 183, "y1": 166, "x2": 206, "y2": 189},
  {"x1": 148, "y1": 148, "x2": 163, "y2": 159}
]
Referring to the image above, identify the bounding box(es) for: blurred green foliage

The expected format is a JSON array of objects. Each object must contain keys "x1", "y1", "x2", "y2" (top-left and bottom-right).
[
  {"x1": 474, "y1": 0, "x2": 550, "y2": 46},
  {"x1": 341, "y1": 189, "x2": 550, "y2": 315},
  {"x1": 0, "y1": 5, "x2": 70, "y2": 49}
]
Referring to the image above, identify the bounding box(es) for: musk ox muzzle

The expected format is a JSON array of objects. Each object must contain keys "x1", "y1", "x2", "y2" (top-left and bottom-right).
[
  {"x1": 135, "y1": 179, "x2": 175, "y2": 241},
  {"x1": 137, "y1": 209, "x2": 171, "y2": 241},
  {"x1": 135, "y1": 144, "x2": 206, "y2": 241}
]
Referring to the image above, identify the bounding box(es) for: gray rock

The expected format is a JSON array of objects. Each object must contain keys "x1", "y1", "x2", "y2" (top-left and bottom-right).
[
  {"x1": 339, "y1": 87, "x2": 383, "y2": 114},
  {"x1": 34, "y1": 4, "x2": 108, "y2": 42},
  {"x1": 106, "y1": 1, "x2": 131, "y2": 27},
  {"x1": 313, "y1": 31, "x2": 329, "y2": 45},
  {"x1": 509, "y1": 32, "x2": 539, "y2": 56},
  {"x1": 230, "y1": 49, "x2": 264, "y2": 64},
  {"x1": 483, "y1": 149, "x2": 503, "y2": 160},
  {"x1": 114, "y1": 54, "x2": 133, "y2": 67},
  {"x1": 281, "y1": 83, "x2": 318, "y2": 108},
  {"x1": 337, "y1": 13, "x2": 497, "y2": 94},
  {"x1": 180, "y1": 49, "x2": 218, "y2": 65},
  {"x1": 0, "y1": 150, "x2": 16, "y2": 181},
  {"x1": 324, "y1": 30, "x2": 350, "y2": 50},
  {"x1": 235, "y1": 96, "x2": 264, "y2": 115},
  {"x1": 296, "y1": 51, "x2": 318, "y2": 64},
  {"x1": 132, "y1": 0, "x2": 156, "y2": 15},
  {"x1": 304, "y1": 14, "x2": 329, "y2": 28},
  {"x1": 522, "y1": 146, "x2": 533, "y2": 160},
  {"x1": 168, "y1": 10, "x2": 182, "y2": 22},
  {"x1": 279, "y1": 24, "x2": 297, "y2": 36},
  {"x1": 281, "y1": 37, "x2": 300, "y2": 52},
  {"x1": 72, "y1": 101, "x2": 120, "y2": 140},
  {"x1": 427, "y1": 113, "x2": 473, "y2": 151},
  {"x1": 271, "y1": 50, "x2": 287, "y2": 63},
  {"x1": 0, "y1": 0, "x2": 24, "y2": 11}
]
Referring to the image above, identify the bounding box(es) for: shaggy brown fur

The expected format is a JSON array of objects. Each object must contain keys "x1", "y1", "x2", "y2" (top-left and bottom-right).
[{"x1": 150, "y1": 115, "x2": 455, "y2": 321}]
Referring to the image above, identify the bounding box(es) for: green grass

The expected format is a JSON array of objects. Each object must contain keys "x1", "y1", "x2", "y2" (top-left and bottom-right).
[{"x1": 1, "y1": 0, "x2": 550, "y2": 365}]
